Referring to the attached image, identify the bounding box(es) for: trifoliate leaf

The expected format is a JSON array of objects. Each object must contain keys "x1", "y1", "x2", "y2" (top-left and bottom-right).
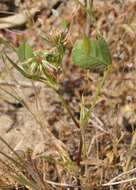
[{"x1": 72, "y1": 36, "x2": 112, "y2": 72}]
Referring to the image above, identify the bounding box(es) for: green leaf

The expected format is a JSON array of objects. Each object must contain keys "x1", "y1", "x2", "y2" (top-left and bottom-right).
[
  {"x1": 18, "y1": 42, "x2": 33, "y2": 62},
  {"x1": 72, "y1": 35, "x2": 112, "y2": 72},
  {"x1": 98, "y1": 37, "x2": 112, "y2": 67}
]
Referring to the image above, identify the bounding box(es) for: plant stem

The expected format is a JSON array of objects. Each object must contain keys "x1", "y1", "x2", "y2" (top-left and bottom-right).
[
  {"x1": 87, "y1": 66, "x2": 111, "y2": 121},
  {"x1": 55, "y1": 90, "x2": 83, "y2": 165},
  {"x1": 76, "y1": 134, "x2": 83, "y2": 166},
  {"x1": 57, "y1": 91, "x2": 80, "y2": 129}
]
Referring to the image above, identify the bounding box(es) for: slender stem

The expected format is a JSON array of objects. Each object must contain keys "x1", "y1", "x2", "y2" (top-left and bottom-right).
[
  {"x1": 57, "y1": 91, "x2": 80, "y2": 129},
  {"x1": 76, "y1": 134, "x2": 83, "y2": 166},
  {"x1": 55, "y1": 90, "x2": 83, "y2": 165},
  {"x1": 87, "y1": 66, "x2": 111, "y2": 121}
]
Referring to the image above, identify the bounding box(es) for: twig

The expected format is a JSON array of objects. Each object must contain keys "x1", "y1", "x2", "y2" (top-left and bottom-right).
[
  {"x1": 0, "y1": 80, "x2": 42, "y2": 88},
  {"x1": 102, "y1": 167, "x2": 136, "y2": 186},
  {"x1": 0, "y1": 6, "x2": 40, "y2": 29},
  {"x1": 89, "y1": 112, "x2": 107, "y2": 133},
  {"x1": 45, "y1": 179, "x2": 79, "y2": 188},
  {"x1": 102, "y1": 177, "x2": 136, "y2": 186}
]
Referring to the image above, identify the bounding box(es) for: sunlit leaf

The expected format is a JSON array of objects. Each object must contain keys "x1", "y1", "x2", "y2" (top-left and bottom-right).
[{"x1": 72, "y1": 35, "x2": 112, "y2": 72}]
